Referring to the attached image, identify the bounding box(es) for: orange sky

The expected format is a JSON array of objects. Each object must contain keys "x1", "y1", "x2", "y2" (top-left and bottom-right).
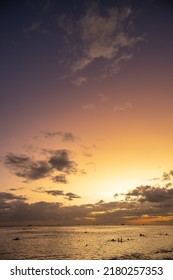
[{"x1": 0, "y1": 0, "x2": 173, "y2": 225}]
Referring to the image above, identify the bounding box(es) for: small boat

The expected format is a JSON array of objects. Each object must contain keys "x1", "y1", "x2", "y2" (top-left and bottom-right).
[{"x1": 13, "y1": 236, "x2": 20, "y2": 241}]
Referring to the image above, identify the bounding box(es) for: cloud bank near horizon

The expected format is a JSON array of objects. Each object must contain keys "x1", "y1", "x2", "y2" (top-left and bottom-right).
[{"x1": 0, "y1": 183, "x2": 172, "y2": 225}]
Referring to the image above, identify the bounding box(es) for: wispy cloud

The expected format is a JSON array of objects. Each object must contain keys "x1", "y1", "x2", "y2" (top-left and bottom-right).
[
  {"x1": 42, "y1": 131, "x2": 79, "y2": 142},
  {"x1": 24, "y1": 21, "x2": 48, "y2": 34},
  {"x1": 33, "y1": 187, "x2": 81, "y2": 201},
  {"x1": 81, "y1": 104, "x2": 97, "y2": 111},
  {"x1": 59, "y1": 3, "x2": 142, "y2": 82},
  {"x1": 72, "y1": 76, "x2": 88, "y2": 86},
  {"x1": 81, "y1": 93, "x2": 109, "y2": 111},
  {"x1": 113, "y1": 102, "x2": 132, "y2": 112}
]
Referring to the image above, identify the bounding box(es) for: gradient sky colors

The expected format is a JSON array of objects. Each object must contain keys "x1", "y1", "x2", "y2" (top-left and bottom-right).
[{"x1": 0, "y1": 0, "x2": 173, "y2": 225}]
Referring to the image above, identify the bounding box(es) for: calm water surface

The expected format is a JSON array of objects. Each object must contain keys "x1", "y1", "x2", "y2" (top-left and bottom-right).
[{"x1": 0, "y1": 225, "x2": 172, "y2": 260}]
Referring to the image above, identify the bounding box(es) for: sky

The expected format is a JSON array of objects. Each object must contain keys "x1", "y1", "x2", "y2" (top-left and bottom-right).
[{"x1": 0, "y1": 0, "x2": 173, "y2": 226}]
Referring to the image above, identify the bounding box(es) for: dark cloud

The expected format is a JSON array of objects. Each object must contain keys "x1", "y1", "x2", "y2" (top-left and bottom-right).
[
  {"x1": 165, "y1": 183, "x2": 172, "y2": 188},
  {"x1": 43, "y1": 131, "x2": 79, "y2": 142},
  {"x1": 0, "y1": 184, "x2": 173, "y2": 225},
  {"x1": 8, "y1": 187, "x2": 24, "y2": 191},
  {"x1": 114, "y1": 193, "x2": 119, "y2": 198},
  {"x1": 63, "y1": 133, "x2": 79, "y2": 142},
  {"x1": 33, "y1": 187, "x2": 81, "y2": 201},
  {"x1": 125, "y1": 185, "x2": 173, "y2": 203},
  {"x1": 52, "y1": 174, "x2": 68, "y2": 184},
  {"x1": 4, "y1": 153, "x2": 51, "y2": 181},
  {"x1": 3, "y1": 150, "x2": 84, "y2": 183},
  {"x1": 0, "y1": 192, "x2": 27, "y2": 213},
  {"x1": 0, "y1": 192, "x2": 26, "y2": 202},
  {"x1": 162, "y1": 170, "x2": 173, "y2": 181},
  {"x1": 4, "y1": 153, "x2": 30, "y2": 165},
  {"x1": 65, "y1": 192, "x2": 81, "y2": 201},
  {"x1": 45, "y1": 190, "x2": 64, "y2": 196},
  {"x1": 45, "y1": 190, "x2": 81, "y2": 201},
  {"x1": 0, "y1": 201, "x2": 62, "y2": 224},
  {"x1": 95, "y1": 200, "x2": 105, "y2": 205},
  {"x1": 48, "y1": 150, "x2": 77, "y2": 174}
]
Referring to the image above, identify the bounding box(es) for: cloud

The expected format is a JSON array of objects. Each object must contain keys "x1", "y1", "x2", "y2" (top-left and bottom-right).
[
  {"x1": 0, "y1": 192, "x2": 27, "y2": 213},
  {"x1": 0, "y1": 192, "x2": 27, "y2": 202},
  {"x1": 81, "y1": 104, "x2": 97, "y2": 111},
  {"x1": 72, "y1": 76, "x2": 88, "y2": 86},
  {"x1": 42, "y1": 131, "x2": 79, "y2": 142},
  {"x1": 62, "y1": 133, "x2": 79, "y2": 142},
  {"x1": 81, "y1": 93, "x2": 109, "y2": 111},
  {"x1": 59, "y1": 3, "x2": 142, "y2": 80},
  {"x1": 113, "y1": 102, "x2": 132, "y2": 112},
  {"x1": 48, "y1": 150, "x2": 77, "y2": 174},
  {"x1": 4, "y1": 153, "x2": 51, "y2": 181},
  {"x1": 99, "y1": 93, "x2": 109, "y2": 103},
  {"x1": 125, "y1": 185, "x2": 173, "y2": 204},
  {"x1": 52, "y1": 174, "x2": 68, "y2": 184},
  {"x1": 104, "y1": 53, "x2": 133, "y2": 76},
  {"x1": 8, "y1": 187, "x2": 24, "y2": 191},
  {"x1": 33, "y1": 187, "x2": 81, "y2": 201},
  {"x1": 45, "y1": 190, "x2": 64, "y2": 196},
  {"x1": 162, "y1": 170, "x2": 173, "y2": 181},
  {"x1": 3, "y1": 149, "x2": 83, "y2": 182},
  {"x1": 1, "y1": 181, "x2": 173, "y2": 225},
  {"x1": 24, "y1": 21, "x2": 48, "y2": 34}
]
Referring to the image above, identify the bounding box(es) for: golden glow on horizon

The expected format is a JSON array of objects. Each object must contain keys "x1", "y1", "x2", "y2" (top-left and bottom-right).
[{"x1": 127, "y1": 216, "x2": 173, "y2": 225}]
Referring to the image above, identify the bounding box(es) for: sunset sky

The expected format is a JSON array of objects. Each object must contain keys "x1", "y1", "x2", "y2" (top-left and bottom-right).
[{"x1": 0, "y1": 0, "x2": 173, "y2": 225}]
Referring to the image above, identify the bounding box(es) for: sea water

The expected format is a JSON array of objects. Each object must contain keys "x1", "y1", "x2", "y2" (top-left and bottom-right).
[{"x1": 0, "y1": 225, "x2": 172, "y2": 260}]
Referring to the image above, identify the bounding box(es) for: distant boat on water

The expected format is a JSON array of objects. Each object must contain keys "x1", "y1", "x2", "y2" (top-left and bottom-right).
[{"x1": 13, "y1": 236, "x2": 20, "y2": 241}]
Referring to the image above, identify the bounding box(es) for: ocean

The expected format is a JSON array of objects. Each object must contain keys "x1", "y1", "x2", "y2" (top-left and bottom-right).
[{"x1": 0, "y1": 225, "x2": 172, "y2": 260}]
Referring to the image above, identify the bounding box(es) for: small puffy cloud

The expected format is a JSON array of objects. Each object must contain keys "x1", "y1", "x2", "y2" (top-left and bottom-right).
[
  {"x1": 62, "y1": 133, "x2": 78, "y2": 142},
  {"x1": 48, "y1": 150, "x2": 77, "y2": 174},
  {"x1": 52, "y1": 174, "x2": 68, "y2": 184},
  {"x1": 45, "y1": 190, "x2": 64, "y2": 196}
]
